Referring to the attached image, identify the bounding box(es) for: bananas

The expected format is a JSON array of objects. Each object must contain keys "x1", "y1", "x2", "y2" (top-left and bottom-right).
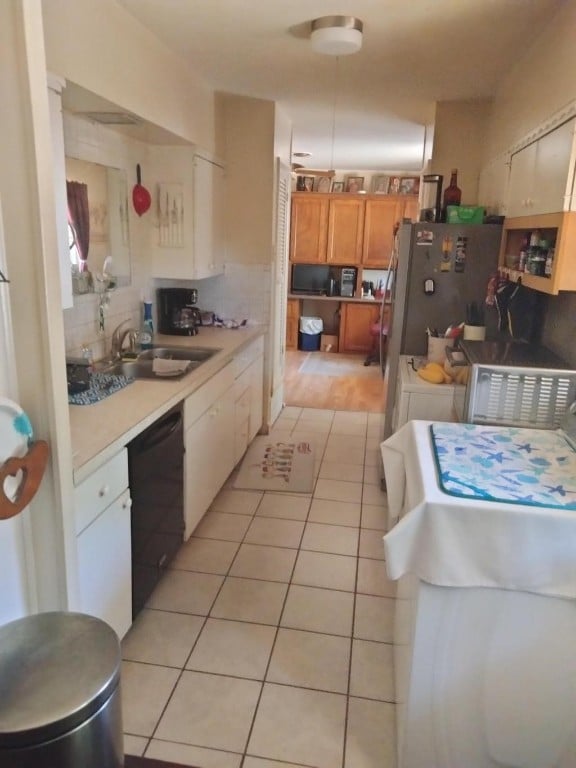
[
  {"x1": 417, "y1": 362, "x2": 447, "y2": 384},
  {"x1": 454, "y1": 366, "x2": 470, "y2": 385},
  {"x1": 417, "y1": 361, "x2": 469, "y2": 385}
]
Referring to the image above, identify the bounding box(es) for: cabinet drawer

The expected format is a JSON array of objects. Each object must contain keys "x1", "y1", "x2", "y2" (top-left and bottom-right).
[
  {"x1": 184, "y1": 361, "x2": 234, "y2": 429},
  {"x1": 74, "y1": 448, "x2": 128, "y2": 535},
  {"x1": 234, "y1": 336, "x2": 264, "y2": 378}
]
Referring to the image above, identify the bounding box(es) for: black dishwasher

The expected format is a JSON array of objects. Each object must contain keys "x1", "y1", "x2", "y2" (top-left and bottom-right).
[{"x1": 128, "y1": 403, "x2": 185, "y2": 619}]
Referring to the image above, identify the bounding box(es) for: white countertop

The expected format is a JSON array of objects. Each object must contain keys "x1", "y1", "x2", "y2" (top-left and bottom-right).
[{"x1": 69, "y1": 326, "x2": 265, "y2": 484}]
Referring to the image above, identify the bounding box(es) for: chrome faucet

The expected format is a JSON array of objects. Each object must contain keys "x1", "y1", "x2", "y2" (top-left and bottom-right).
[{"x1": 110, "y1": 320, "x2": 138, "y2": 360}]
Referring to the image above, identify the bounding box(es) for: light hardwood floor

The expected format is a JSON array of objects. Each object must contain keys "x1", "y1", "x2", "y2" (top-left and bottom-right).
[{"x1": 283, "y1": 350, "x2": 386, "y2": 412}]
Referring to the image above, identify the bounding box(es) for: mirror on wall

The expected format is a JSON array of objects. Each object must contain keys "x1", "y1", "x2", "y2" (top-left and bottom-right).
[{"x1": 65, "y1": 157, "x2": 131, "y2": 295}]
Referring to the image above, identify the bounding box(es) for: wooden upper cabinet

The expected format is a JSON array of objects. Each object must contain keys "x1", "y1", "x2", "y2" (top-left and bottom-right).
[
  {"x1": 401, "y1": 196, "x2": 420, "y2": 223},
  {"x1": 290, "y1": 191, "x2": 419, "y2": 267},
  {"x1": 327, "y1": 197, "x2": 365, "y2": 264},
  {"x1": 290, "y1": 195, "x2": 329, "y2": 262},
  {"x1": 362, "y1": 198, "x2": 403, "y2": 267}
]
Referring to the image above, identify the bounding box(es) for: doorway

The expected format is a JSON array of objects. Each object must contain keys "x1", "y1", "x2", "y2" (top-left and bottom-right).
[{"x1": 283, "y1": 349, "x2": 385, "y2": 412}]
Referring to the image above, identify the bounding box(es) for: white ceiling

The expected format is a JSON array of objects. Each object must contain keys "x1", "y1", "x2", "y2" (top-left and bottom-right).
[{"x1": 110, "y1": 0, "x2": 563, "y2": 170}]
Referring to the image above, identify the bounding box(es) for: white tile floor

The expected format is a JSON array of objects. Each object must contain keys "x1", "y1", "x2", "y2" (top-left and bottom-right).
[{"x1": 121, "y1": 407, "x2": 396, "y2": 768}]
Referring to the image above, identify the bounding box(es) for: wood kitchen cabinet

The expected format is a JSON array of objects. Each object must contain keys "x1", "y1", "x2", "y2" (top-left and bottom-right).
[
  {"x1": 286, "y1": 298, "x2": 300, "y2": 349},
  {"x1": 339, "y1": 302, "x2": 381, "y2": 353},
  {"x1": 498, "y1": 211, "x2": 576, "y2": 294},
  {"x1": 327, "y1": 197, "x2": 365, "y2": 264},
  {"x1": 362, "y1": 198, "x2": 403, "y2": 267},
  {"x1": 291, "y1": 192, "x2": 419, "y2": 268},
  {"x1": 290, "y1": 195, "x2": 329, "y2": 263}
]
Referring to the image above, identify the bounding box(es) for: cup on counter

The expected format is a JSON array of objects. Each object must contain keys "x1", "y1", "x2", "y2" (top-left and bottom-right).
[
  {"x1": 427, "y1": 336, "x2": 454, "y2": 365},
  {"x1": 463, "y1": 324, "x2": 486, "y2": 341}
]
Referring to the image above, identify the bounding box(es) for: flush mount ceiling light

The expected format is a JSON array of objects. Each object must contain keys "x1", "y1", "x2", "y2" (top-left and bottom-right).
[{"x1": 310, "y1": 16, "x2": 363, "y2": 56}]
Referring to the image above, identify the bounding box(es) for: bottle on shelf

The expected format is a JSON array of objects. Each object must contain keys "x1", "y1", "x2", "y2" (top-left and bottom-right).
[
  {"x1": 545, "y1": 247, "x2": 555, "y2": 277},
  {"x1": 139, "y1": 301, "x2": 154, "y2": 350},
  {"x1": 441, "y1": 169, "x2": 462, "y2": 221}
]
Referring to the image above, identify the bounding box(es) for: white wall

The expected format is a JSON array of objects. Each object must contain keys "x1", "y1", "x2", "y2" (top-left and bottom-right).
[
  {"x1": 42, "y1": 0, "x2": 215, "y2": 149},
  {"x1": 483, "y1": 1, "x2": 576, "y2": 157},
  {"x1": 431, "y1": 100, "x2": 492, "y2": 205}
]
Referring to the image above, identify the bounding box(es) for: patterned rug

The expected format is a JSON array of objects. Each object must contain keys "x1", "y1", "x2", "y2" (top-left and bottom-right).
[{"x1": 234, "y1": 436, "x2": 315, "y2": 493}]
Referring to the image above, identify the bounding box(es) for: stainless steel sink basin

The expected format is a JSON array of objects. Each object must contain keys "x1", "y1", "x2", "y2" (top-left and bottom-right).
[
  {"x1": 101, "y1": 360, "x2": 160, "y2": 379},
  {"x1": 98, "y1": 347, "x2": 220, "y2": 380},
  {"x1": 138, "y1": 346, "x2": 219, "y2": 363}
]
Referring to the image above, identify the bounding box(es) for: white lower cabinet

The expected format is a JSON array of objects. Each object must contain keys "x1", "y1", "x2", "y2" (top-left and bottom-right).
[
  {"x1": 393, "y1": 355, "x2": 459, "y2": 432},
  {"x1": 184, "y1": 337, "x2": 265, "y2": 538},
  {"x1": 184, "y1": 363, "x2": 235, "y2": 538},
  {"x1": 74, "y1": 449, "x2": 132, "y2": 639},
  {"x1": 233, "y1": 336, "x2": 264, "y2": 463}
]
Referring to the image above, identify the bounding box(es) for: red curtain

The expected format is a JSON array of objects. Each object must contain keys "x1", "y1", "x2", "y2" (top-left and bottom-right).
[{"x1": 66, "y1": 181, "x2": 90, "y2": 271}]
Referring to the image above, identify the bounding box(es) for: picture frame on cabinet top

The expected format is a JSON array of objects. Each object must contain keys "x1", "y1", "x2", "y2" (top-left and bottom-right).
[
  {"x1": 345, "y1": 175, "x2": 364, "y2": 193},
  {"x1": 331, "y1": 181, "x2": 344, "y2": 192},
  {"x1": 296, "y1": 175, "x2": 315, "y2": 192},
  {"x1": 399, "y1": 176, "x2": 420, "y2": 195},
  {"x1": 315, "y1": 175, "x2": 332, "y2": 193},
  {"x1": 372, "y1": 175, "x2": 391, "y2": 194}
]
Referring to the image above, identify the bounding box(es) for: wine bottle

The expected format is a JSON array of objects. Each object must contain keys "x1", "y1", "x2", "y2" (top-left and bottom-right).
[{"x1": 441, "y1": 169, "x2": 462, "y2": 222}]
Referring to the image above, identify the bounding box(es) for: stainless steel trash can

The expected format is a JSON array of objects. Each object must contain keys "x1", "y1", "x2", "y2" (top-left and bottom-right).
[{"x1": 0, "y1": 612, "x2": 123, "y2": 768}]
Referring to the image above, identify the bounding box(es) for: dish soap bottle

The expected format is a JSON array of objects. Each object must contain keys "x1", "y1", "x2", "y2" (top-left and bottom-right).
[{"x1": 140, "y1": 301, "x2": 154, "y2": 350}]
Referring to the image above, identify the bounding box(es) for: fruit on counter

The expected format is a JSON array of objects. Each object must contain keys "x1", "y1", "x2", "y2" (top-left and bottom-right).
[
  {"x1": 417, "y1": 362, "x2": 446, "y2": 384},
  {"x1": 453, "y1": 366, "x2": 470, "y2": 385}
]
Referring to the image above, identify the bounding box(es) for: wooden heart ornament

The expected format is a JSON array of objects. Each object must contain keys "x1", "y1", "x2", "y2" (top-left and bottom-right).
[{"x1": 0, "y1": 441, "x2": 49, "y2": 520}]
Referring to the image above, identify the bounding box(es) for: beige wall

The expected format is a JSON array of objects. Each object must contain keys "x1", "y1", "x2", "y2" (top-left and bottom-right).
[
  {"x1": 42, "y1": 0, "x2": 216, "y2": 149},
  {"x1": 431, "y1": 100, "x2": 492, "y2": 205},
  {"x1": 219, "y1": 93, "x2": 276, "y2": 265},
  {"x1": 484, "y1": 1, "x2": 576, "y2": 157}
]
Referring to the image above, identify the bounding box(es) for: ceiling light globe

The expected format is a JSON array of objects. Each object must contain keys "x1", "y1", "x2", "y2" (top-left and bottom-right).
[{"x1": 310, "y1": 16, "x2": 363, "y2": 56}]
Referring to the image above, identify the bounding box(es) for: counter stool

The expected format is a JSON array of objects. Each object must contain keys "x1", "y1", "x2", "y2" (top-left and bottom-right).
[{"x1": 364, "y1": 320, "x2": 388, "y2": 366}]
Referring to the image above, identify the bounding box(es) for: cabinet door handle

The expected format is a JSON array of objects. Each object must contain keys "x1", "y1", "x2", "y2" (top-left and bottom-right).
[{"x1": 98, "y1": 485, "x2": 110, "y2": 498}]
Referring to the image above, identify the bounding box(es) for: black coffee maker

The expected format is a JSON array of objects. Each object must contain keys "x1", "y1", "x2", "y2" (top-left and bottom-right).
[{"x1": 157, "y1": 288, "x2": 201, "y2": 336}]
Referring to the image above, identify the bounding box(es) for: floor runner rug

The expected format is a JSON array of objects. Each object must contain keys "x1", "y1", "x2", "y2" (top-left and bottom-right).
[
  {"x1": 298, "y1": 352, "x2": 378, "y2": 377},
  {"x1": 234, "y1": 435, "x2": 315, "y2": 493}
]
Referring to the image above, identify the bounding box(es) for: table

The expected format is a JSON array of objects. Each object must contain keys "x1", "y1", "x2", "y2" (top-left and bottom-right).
[{"x1": 381, "y1": 420, "x2": 576, "y2": 768}]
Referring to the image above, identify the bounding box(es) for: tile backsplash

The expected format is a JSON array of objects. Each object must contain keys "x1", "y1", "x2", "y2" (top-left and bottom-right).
[
  {"x1": 155, "y1": 262, "x2": 272, "y2": 326},
  {"x1": 541, "y1": 292, "x2": 576, "y2": 368},
  {"x1": 63, "y1": 287, "x2": 141, "y2": 361}
]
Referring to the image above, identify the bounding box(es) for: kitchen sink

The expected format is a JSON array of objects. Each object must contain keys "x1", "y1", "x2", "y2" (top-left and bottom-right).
[
  {"x1": 138, "y1": 346, "x2": 219, "y2": 363},
  {"x1": 99, "y1": 347, "x2": 220, "y2": 380}
]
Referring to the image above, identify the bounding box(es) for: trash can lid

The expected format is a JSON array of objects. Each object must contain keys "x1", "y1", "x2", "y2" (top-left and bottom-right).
[{"x1": 0, "y1": 612, "x2": 121, "y2": 748}]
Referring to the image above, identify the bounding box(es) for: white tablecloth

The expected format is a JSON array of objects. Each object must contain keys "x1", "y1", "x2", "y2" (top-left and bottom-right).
[{"x1": 381, "y1": 420, "x2": 576, "y2": 598}]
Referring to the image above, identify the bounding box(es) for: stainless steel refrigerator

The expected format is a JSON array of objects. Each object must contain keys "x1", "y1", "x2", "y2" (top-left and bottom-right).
[{"x1": 382, "y1": 221, "x2": 502, "y2": 439}]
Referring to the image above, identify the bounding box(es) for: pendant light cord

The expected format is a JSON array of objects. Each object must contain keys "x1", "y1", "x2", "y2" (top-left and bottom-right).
[{"x1": 329, "y1": 56, "x2": 340, "y2": 173}]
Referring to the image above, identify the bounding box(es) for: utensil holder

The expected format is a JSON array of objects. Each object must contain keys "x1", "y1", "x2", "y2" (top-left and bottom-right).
[
  {"x1": 427, "y1": 336, "x2": 454, "y2": 365},
  {"x1": 463, "y1": 325, "x2": 486, "y2": 341}
]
